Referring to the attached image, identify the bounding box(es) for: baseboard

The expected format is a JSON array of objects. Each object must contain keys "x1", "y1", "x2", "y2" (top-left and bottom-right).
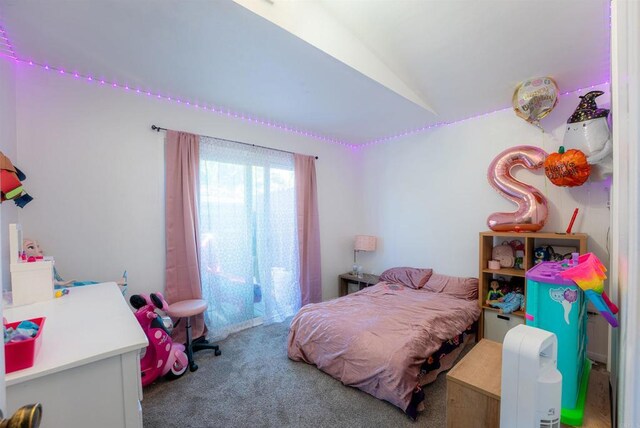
[{"x1": 588, "y1": 350, "x2": 607, "y2": 363}]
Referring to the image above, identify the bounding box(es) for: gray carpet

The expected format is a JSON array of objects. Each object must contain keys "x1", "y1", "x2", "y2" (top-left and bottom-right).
[{"x1": 142, "y1": 319, "x2": 472, "y2": 428}]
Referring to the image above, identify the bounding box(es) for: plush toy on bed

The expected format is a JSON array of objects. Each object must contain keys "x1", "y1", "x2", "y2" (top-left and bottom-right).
[
  {"x1": 488, "y1": 285, "x2": 525, "y2": 314},
  {"x1": 23, "y1": 238, "x2": 127, "y2": 293}
]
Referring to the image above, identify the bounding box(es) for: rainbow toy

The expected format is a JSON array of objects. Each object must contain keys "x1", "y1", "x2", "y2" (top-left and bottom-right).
[{"x1": 559, "y1": 253, "x2": 619, "y2": 327}]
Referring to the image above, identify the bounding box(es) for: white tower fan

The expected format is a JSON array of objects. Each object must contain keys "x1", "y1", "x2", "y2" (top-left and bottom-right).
[{"x1": 500, "y1": 325, "x2": 563, "y2": 428}]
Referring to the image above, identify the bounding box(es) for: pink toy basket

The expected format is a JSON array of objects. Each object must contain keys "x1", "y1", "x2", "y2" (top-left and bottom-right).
[{"x1": 5, "y1": 317, "x2": 46, "y2": 374}]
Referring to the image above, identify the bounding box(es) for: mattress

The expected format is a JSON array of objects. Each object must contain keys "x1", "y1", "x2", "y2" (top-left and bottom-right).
[{"x1": 287, "y1": 281, "x2": 481, "y2": 414}]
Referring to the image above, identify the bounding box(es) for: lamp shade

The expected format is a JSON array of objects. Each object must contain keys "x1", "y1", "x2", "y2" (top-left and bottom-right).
[{"x1": 354, "y1": 235, "x2": 377, "y2": 252}]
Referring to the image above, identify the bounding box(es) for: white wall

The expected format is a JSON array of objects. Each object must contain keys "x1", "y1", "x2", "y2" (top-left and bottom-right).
[
  {"x1": 360, "y1": 83, "x2": 611, "y2": 360},
  {"x1": 10, "y1": 66, "x2": 614, "y2": 360},
  {"x1": 0, "y1": 56, "x2": 18, "y2": 418},
  {"x1": 611, "y1": 1, "x2": 640, "y2": 425},
  {"x1": 14, "y1": 66, "x2": 362, "y2": 301},
  {"x1": 0, "y1": 58, "x2": 18, "y2": 292}
]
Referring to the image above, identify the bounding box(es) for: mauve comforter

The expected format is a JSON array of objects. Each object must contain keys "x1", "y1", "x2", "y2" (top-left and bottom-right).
[{"x1": 287, "y1": 282, "x2": 481, "y2": 412}]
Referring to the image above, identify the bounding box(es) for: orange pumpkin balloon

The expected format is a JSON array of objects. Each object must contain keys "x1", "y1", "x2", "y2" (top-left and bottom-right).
[{"x1": 544, "y1": 147, "x2": 591, "y2": 187}]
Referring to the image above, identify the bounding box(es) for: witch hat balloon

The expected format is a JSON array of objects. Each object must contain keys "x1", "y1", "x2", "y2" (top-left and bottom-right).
[
  {"x1": 568, "y1": 91, "x2": 610, "y2": 123},
  {"x1": 564, "y1": 90, "x2": 612, "y2": 180}
]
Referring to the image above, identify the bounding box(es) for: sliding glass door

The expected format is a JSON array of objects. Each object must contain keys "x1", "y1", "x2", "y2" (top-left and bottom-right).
[{"x1": 199, "y1": 137, "x2": 300, "y2": 338}]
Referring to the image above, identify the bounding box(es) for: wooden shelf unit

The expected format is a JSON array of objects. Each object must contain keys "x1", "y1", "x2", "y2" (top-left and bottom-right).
[
  {"x1": 478, "y1": 231, "x2": 588, "y2": 341},
  {"x1": 481, "y1": 305, "x2": 525, "y2": 318}
]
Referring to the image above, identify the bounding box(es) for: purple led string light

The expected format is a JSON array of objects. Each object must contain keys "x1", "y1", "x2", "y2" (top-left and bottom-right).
[
  {"x1": 0, "y1": 7, "x2": 614, "y2": 150},
  {"x1": 0, "y1": 24, "x2": 17, "y2": 60},
  {"x1": 12, "y1": 58, "x2": 356, "y2": 148},
  {"x1": 8, "y1": 55, "x2": 612, "y2": 149},
  {"x1": 357, "y1": 81, "x2": 611, "y2": 148},
  {"x1": 0, "y1": 18, "x2": 610, "y2": 150},
  {"x1": 1, "y1": 19, "x2": 609, "y2": 149}
]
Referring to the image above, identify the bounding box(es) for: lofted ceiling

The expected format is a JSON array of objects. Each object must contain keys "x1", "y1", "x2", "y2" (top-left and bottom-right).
[{"x1": 0, "y1": 0, "x2": 610, "y2": 145}]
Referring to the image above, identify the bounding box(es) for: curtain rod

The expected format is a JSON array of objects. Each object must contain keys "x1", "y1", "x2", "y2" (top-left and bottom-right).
[{"x1": 151, "y1": 125, "x2": 318, "y2": 160}]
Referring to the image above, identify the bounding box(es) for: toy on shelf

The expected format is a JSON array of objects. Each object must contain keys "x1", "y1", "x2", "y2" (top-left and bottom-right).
[
  {"x1": 534, "y1": 245, "x2": 573, "y2": 264},
  {"x1": 490, "y1": 276, "x2": 513, "y2": 296},
  {"x1": 499, "y1": 281, "x2": 512, "y2": 296},
  {"x1": 486, "y1": 280, "x2": 504, "y2": 304},
  {"x1": 508, "y1": 239, "x2": 524, "y2": 252},
  {"x1": 505, "y1": 240, "x2": 525, "y2": 269},
  {"x1": 492, "y1": 242, "x2": 515, "y2": 268},
  {"x1": 487, "y1": 285, "x2": 525, "y2": 314},
  {"x1": 533, "y1": 246, "x2": 549, "y2": 264},
  {"x1": 559, "y1": 253, "x2": 619, "y2": 327}
]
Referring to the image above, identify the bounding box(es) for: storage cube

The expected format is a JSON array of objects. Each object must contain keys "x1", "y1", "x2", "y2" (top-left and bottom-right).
[{"x1": 483, "y1": 309, "x2": 524, "y2": 343}]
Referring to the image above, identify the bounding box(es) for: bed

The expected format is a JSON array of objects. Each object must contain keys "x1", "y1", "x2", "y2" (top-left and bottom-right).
[{"x1": 287, "y1": 268, "x2": 481, "y2": 418}]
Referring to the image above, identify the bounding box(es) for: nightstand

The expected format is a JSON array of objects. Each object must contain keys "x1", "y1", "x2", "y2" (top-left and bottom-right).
[{"x1": 338, "y1": 272, "x2": 380, "y2": 296}]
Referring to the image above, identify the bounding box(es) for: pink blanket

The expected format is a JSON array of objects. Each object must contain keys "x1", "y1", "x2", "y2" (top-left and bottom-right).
[{"x1": 287, "y1": 282, "x2": 480, "y2": 412}]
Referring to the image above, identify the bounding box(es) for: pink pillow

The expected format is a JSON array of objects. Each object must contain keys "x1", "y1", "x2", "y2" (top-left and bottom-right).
[
  {"x1": 379, "y1": 267, "x2": 433, "y2": 290},
  {"x1": 424, "y1": 273, "x2": 478, "y2": 300}
]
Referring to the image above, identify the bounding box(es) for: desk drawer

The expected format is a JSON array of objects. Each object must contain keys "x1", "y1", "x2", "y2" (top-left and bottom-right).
[{"x1": 483, "y1": 309, "x2": 524, "y2": 343}]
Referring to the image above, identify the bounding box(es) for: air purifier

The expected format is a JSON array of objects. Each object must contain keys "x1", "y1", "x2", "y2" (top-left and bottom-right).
[{"x1": 501, "y1": 324, "x2": 562, "y2": 428}]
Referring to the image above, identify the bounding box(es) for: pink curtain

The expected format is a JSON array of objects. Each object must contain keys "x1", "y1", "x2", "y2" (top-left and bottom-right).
[
  {"x1": 294, "y1": 154, "x2": 322, "y2": 305},
  {"x1": 165, "y1": 130, "x2": 207, "y2": 342}
]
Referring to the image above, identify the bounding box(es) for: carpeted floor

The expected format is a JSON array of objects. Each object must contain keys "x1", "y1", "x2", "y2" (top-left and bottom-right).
[{"x1": 142, "y1": 319, "x2": 472, "y2": 428}]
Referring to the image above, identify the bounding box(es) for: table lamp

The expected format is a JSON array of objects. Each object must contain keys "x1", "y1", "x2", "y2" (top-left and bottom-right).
[{"x1": 353, "y1": 235, "x2": 377, "y2": 276}]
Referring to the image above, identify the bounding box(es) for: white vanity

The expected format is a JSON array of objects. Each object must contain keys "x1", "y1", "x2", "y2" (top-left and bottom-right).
[{"x1": 4, "y1": 282, "x2": 147, "y2": 427}]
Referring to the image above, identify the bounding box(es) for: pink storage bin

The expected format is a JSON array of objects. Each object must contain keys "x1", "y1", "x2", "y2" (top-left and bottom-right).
[{"x1": 4, "y1": 317, "x2": 46, "y2": 374}]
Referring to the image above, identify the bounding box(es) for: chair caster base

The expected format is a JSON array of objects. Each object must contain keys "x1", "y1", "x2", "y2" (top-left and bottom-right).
[
  {"x1": 192, "y1": 336, "x2": 221, "y2": 357},
  {"x1": 189, "y1": 363, "x2": 198, "y2": 372}
]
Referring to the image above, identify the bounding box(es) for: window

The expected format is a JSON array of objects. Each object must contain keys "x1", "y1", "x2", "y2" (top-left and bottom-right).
[{"x1": 199, "y1": 137, "x2": 301, "y2": 337}]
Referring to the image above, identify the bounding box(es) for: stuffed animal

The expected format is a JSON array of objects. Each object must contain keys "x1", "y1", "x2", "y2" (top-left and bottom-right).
[
  {"x1": 533, "y1": 246, "x2": 550, "y2": 264},
  {"x1": 547, "y1": 246, "x2": 572, "y2": 262},
  {"x1": 0, "y1": 151, "x2": 32, "y2": 208},
  {"x1": 508, "y1": 240, "x2": 524, "y2": 252},
  {"x1": 488, "y1": 286, "x2": 525, "y2": 314}
]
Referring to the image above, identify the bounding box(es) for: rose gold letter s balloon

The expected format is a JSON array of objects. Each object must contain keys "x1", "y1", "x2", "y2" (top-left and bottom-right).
[{"x1": 487, "y1": 146, "x2": 549, "y2": 232}]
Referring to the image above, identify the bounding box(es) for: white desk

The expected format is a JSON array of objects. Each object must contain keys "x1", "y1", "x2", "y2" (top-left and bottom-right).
[{"x1": 5, "y1": 282, "x2": 148, "y2": 428}]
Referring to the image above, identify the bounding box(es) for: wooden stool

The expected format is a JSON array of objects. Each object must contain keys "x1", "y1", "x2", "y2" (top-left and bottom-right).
[
  {"x1": 166, "y1": 299, "x2": 221, "y2": 372},
  {"x1": 447, "y1": 339, "x2": 502, "y2": 427}
]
